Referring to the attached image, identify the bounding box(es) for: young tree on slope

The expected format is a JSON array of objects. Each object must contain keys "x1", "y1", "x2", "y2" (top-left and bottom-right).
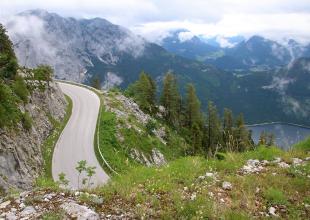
[
  {"x1": 125, "y1": 71, "x2": 157, "y2": 114},
  {"x1": 160, "y1": 72, "x2": 181, "y2": 126},
  {"x1": 185, "y1": 83, "x2": 202, "y2": 128},
  {"x1": 205, "y1": 101, "x2": 222, "y2": 156},
  {"x1": 234, "y1": 113, "x2": 252, "y2": 151},
  {"x1": 223, "y1": 108, "x2": 234, "y2": 151}
]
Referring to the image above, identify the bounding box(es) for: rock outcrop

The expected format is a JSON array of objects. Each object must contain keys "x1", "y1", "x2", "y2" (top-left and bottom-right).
[
  {"x1": 103, "y1": 91, "x2": 168, "y2": 166},
  {"x1": 129, "y1": 148, "x2": 167, "y2": 167},
  {"x1": 0, "y1": 81, "x2": 66, "y2": 191}
]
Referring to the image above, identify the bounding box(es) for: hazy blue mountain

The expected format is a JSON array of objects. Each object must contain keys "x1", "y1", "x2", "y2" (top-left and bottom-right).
[
  {"x1": 161, "y1": 32, "x2": 310, "y2": 72},
  {"x1": 161, "y1": 29, "x2": 221, "y2": 62},
  {"x1": 224, "y1": 36, "x2": 291, "y2": 69}
]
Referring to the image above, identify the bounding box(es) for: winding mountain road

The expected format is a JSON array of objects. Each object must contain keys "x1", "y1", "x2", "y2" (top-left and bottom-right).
[{"x1": 52, "y1": 82, "x2": 109, "y2": 189}]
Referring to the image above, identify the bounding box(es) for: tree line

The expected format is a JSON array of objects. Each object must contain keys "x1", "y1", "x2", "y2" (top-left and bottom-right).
[{"x1": 125, "y1": 71, "x2": 254, "y2": 157}]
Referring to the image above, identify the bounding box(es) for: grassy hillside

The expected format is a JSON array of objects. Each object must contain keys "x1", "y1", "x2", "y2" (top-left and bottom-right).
[
  {"x1": 96, "y1": 139, "x2": 310, "y2": 219},
  {"x1": 90, "y1": 87, "x2": 310, "y2": 218},
  {"x1": 96, "y1": 89, "x2": 189, "y2": 174},
  {"x1": 26, "y1": 138, "x2": 310, "y2": 219}
]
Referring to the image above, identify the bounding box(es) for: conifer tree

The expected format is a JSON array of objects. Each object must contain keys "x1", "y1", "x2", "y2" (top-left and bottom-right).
[
  {"x1": 267, "y1": 133, "x2": 275, "y2": 146},
  {"x1": 223, "y1": 108, "x2": 234, "y2": 151},
  {"x1": 160, "y1": 72, "x2": 181, "y2": 126},
  {"x1": 185, "y1": 83, "x2": 202, "y2": 127},
  {"x1": 125, "y1": 71, "x2": 157, "y2": 114},
  {"x1": 91, "y1": 76, "x2": 101, "y2": 90},
  {"x1": 258, "y1": 131, "x2": 267, "y2": 146},
  {"x1": 191, "y1": 122, "x2": 203, "y2": 154},
  {"x1": 234, "y1": 113, "x2": 251, "y2": 151},
  {"x1": 145, "y1": 74, "x2": 157, "y2": 113},
  {"x1": 205, "y1": 101, "x2": 222, "y2": 156}
]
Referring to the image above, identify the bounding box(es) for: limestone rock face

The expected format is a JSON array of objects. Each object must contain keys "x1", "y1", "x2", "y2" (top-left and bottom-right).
[
  {"x1": 60, "y1": 201, "x2": 99, "y2": 220},
  {"x1": 0, "y1": 82, "x2": 66, "y2": 191},
  {"x1": 151, "y1": 149, "x2": 166, "y2": 166},
  {"x1": 129, "y1": 148, "x2": 167, "y2": 167}
]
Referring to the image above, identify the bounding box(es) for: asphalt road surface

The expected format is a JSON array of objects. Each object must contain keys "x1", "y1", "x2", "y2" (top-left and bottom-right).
[{"x1": 52, "y1": 82, "x2": 109, "y2": 189}]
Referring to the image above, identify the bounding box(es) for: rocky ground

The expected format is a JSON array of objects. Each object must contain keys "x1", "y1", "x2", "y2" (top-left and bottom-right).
[{"x1": 0, "y1": 155, "x2": 309, "y2": 219}]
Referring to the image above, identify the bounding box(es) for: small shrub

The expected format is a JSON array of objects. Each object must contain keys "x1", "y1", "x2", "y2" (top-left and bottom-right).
[
  {"x1": 12, "y1": 76, "x2": 29, "y2": 103},
  {"x1": 264, "y1": 187, "x2": 288, "y2": 205},
  {"x1": 22, "y1": 112, "x2": 32, "y2": 130},
  {"x1": 35, "y1": 177, "x2": 59, "y2": 190},
  {"x1": 145, "y1": 120, "x2": 157, "y2": 135},
  {"x1": 293, "y1": 137, "x2": 310, "y2": 152},
  {"x1": 244, "y1": 146, "x2": 283, "y2": 161},
  {"x1": 41, "y1": 210, "x2": 65, "y2": 220},
  {"x1": 215, "y1": 152, "x2": 226, "y2": 160}
]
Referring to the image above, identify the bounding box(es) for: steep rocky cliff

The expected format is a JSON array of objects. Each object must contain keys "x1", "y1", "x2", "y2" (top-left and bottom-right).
[{"x1": 0, "y1": 81, "x2": 66, "y2": 191}]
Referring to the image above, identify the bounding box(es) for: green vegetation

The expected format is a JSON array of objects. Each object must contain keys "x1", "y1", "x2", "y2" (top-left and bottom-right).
[
  {"x1": 96, "y1": 89, "x2": 188, "y2": 174},
  {"x1": 75, "y1": 160, "x2": 96, "y2": 188},
  {"x1": 41, "y1": 95, "x2": 72, "y2": 179},
  {"x1": 125, "y1": 71, "x2": 253, "y2": 157},
  {"x1": 0, "y1": 23, "x2": 55, "y2": 129},
  {"x1": 93, "y1": 140, "x2": 310, "y2": 219},
  {"x1": 125, "y1": 71, "x2": 157, "y2": 114},
  {"x1": 22, "y1": 112, "x2": 33, "y2": 131},
  {"x1": 293, "y1": 137, "x2": 310, "y2": 152},
  {"x1": 41, "y1": 211, "x2": 65, "y2": 220},
  {"x1": 264, "y1": 187, "x2": 288, "y2": 205}
]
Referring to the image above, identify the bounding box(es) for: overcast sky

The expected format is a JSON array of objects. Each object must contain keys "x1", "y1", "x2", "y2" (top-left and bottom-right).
[{"x1": 1, "y1": 0, "x2": 310, "y2": 44}]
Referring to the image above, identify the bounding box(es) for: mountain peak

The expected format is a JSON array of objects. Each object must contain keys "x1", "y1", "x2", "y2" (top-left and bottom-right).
[
  {"x1": 247, "y1": 35, "x2": 266, "y2": 43},
  {"x1": 18, "y1": 9, "x2": 52, "y2": 17}
]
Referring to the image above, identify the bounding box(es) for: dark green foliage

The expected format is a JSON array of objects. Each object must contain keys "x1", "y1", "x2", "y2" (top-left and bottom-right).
[
  {"x1": 0, "y1": 24, "x2": 18, "y2": 79},
  {"x1": 0, "y1": 23, "x2": 56, "y2": 129},
  {"x1": 215, "y1": 152, "x2": 226, "y2": 160},
  {"x1": 234, "y1": 113, "x2": 252, "y2": 151},
  {"x1": 12, "y1": 76, "x2": 29, "y2": 103},
  {"x1": 22, "y1": 112, "x2": 32, "y2": 130},
  {"x1": 91, "y1": 75, "x2": 101, "y2": 89},
  {"x1": 160, "y1": 72, "x2": 181, "y2": 126},
  {"x1": 125, "y1": 71, "x2": 157, "y2": 114},
  {"x1": 205, "y1": 101, "x2": 222, "y2": 156},
  {"x1": 145, "y1": 120, "x2": 157, "y2": 136},
  {"x1": 33, "y1": 65, "x2": 53, "y2": 90},
  {"x1": 123, "y1": 71, "x2": 253, "y2": 157},
  {"x1": 185, "y1": 84, "x2": 202, "y2": 127},
  {"x1": 0, "y1": 82, "x2": 21, "y2": 127},
  {"x1": 190, "y1": 122, "x2": 203, "y2": 154}
]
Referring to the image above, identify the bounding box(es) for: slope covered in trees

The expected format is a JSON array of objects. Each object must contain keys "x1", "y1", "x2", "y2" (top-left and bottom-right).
[{"x1": 125, "y1": 71, "x2": 253, "y2": 156}]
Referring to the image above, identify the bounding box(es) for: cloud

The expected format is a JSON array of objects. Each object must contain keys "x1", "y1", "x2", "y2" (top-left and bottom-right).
[
  {"x1": 5, "y1": 15, "x2": 58, "y2": 67},
  {"x1": 178, "y1": 31, "x2": 194, "y2": 42},
  {"x1": 1, "y1": 0, "x2": 310, "y2": 43},
  {"x1": 215, "y1": 36, "x2": 236, "y2": 48},
  {"x1": 134, "y1": 13, "x2": 310, "y2": 44},
  {"x1": 102, "y1": 72, "x2": 123, "y2": 89},
  {"x1": 262, "y1": 77, "x2": 295, "y2": 94}
]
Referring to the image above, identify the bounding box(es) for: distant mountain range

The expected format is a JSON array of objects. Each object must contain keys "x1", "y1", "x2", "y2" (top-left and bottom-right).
[
  {"x1": 160, "y1": 30, "x2": 310, "y2": 71},
  {"x1": 3, "y1": 10, "x2": 310, "y2": 125}
]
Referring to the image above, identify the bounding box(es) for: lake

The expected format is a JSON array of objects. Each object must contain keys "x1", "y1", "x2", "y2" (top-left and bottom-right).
[{"x1": 247, "y1": 122, "x2": 310, "y2": 150}]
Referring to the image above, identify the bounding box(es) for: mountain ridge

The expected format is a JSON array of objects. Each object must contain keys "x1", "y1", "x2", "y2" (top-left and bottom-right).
[{"x1": 3, "y1": 10, "x2": 310, "y2": 125}]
